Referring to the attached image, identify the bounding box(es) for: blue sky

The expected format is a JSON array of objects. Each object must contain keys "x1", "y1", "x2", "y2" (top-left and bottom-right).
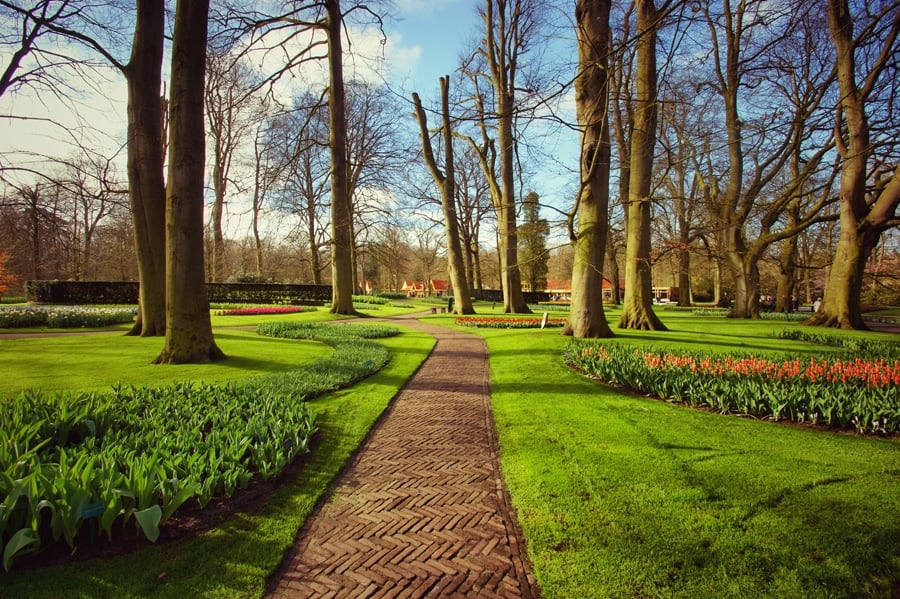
[{"x1": 385, "y1": 0, "x2": 483, "y2": 96}]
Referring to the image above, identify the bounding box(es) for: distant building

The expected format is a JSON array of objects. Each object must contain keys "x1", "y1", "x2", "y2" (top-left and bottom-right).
[
  {"x1": 545, "y1": 278, "x2": 624, "y2": 302},
  {"x1": 401, "y1": 279, "x2": 453, "y2": 298}
]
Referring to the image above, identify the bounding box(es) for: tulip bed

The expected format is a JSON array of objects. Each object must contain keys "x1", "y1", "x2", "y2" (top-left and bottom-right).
[
  {"x1": 567, "y1": 342, "x2": 900, "y2": 434},
  {"x1": 0, "y1": 306, "x2": 136, "y2": 329},
  {"x1": 455, "y1": 316, "x2": 568, "y2": 328},
  {"x1": 0, "y1": 322, "x2": 398, "y2": 571},
  {"x1": 216, "y1": 306, "x2": 312, "y2": 316}
]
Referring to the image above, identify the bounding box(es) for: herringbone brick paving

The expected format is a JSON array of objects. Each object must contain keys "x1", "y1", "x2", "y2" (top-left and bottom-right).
[{"x1": 266, "y1": 315, "x2": 539, "y2": 598}]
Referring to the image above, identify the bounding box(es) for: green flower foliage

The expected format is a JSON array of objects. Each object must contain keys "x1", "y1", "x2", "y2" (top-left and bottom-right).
[
  {"x1": 0, "y1": 306, "x2": 136, "y2": 329},
  {"x1": 567, "y1": 341, "x2": 900, "y2": 435},
  {"x1": 0, "y1": 323, "x2": 398, "y2": 571},
  {"x1": 455, "y1": 316, "x2": 568, "y2": 328}
]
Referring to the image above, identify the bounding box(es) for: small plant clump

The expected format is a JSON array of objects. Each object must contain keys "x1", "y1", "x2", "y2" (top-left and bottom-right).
[
  {"x1": 0, "y1": 306, "x2": 136, "y2": 329},
  {"x1": 567, "y1": 342, "x2": 900, "y2": 434}
]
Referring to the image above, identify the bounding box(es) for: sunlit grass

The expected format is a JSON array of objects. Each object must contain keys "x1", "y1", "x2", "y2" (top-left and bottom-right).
[
  {"x1": 0, "y1": 329, "x2": 435, "y2": 597},
  {"x1": 0, "y1": 328, "x2": 331, "y2": 397},
  {"x1": 461, "y1": 313, "x2": 900, "y2": 598}
]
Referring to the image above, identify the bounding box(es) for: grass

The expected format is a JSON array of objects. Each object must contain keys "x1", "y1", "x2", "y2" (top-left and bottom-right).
[
  {"x1": 0, "y1": 326, "x2": 435, "y2": 598},
  {"x1": 0, "y1": 329, "x2": 332, "y2": 397},
  {"x1": 454, "y1": 312, "x2": 900, "y2": 598},
  {"x1": 3, "y1": 306, "x2": 898, "y2": 597}
]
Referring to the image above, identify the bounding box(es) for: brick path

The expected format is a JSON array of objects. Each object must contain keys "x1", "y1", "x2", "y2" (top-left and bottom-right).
[{"x1": 265, "y1": 315, "x2": 540, "y2": 598}]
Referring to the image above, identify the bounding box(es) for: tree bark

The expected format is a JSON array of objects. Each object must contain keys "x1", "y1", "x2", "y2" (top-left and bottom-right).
[
  {"x1": 125, "y1": 0, "x2": 166, "y2": 337},
  {"x1": 482, "y1": 0, "x2": 529, "y2": 313},
  {"x1": 412, "y1": 78, "x2": 474, "y2": 315},
  {"x1": 810, "y1": 0, "x2": 900, "y2": 329},
  {"x1": 325, "y1": 0, "x2": 357, "y2": 315},
  {"x1": 564, "y1": 0, "x2": 614, "y2": 339},
  {"x1": 154, "y1": 0, "x2": 224, "y2": 364},
  {"x1": 618, "y1": 0, "x2": 667, "y2": 331}
]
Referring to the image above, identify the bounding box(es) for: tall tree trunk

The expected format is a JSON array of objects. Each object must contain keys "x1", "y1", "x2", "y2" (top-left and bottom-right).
[
  {"x1": 125, "y1": 0, "x2": 166, "y2": 337},
  {"x1": 326, "y1": 0, "x2": 356, "y2": 315},
  {"x1": 413, "y1": 78, "x2": 474, "y2": 315},
  {"x1": 210, "y1": 157, "x2": 226, "y2": 282},
  {"x1": 811, "y1": 0, "x2": 900, "y2": 329},
  {"x1": 483, "y1": 0, "x2": 529, "y2": 313},
  {"x1": 606, "y1": 235, "x2": 620, "y2": 305},
  {"x1": 775, "y1": 214, "x2": 798, "y2": 313},
  {"x1": 677, "y1": 245, "x2": 691, "y2": 307},
  {"x1": 564, "y1": 0, "x2": 614, "y2": 339},
  {"x1": 618, "y1": 0, "x2": 666, "y2": 331},
  {"x1": 154, "y1": 0, "x2": 224, "y2": 364}
]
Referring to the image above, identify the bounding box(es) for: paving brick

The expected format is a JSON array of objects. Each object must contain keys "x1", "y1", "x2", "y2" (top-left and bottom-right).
[{"x1": 265, "y1": 314, "x2": 540, "y2": 598}]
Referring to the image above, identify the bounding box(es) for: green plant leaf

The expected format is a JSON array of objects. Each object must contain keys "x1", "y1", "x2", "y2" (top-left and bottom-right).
[
  {"x1": 3, "y1": 527, "x2": 39, "y2": 572},
  {"x1": 134, "y1": 505, "x2": 161, "y2": 542}
]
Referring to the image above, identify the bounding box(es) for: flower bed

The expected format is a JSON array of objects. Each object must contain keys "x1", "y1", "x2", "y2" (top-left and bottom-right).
[
  {"x1": 455, "y1": 316, "x2": 567, "y2": 328},
  {"x1": 217, "y1": 306, "x2": 310, "y2": 316},
  {"x1": 0, "y1": 322, "x2": 398, "y2": 571},
  {"x1": 566, "y1": 342, "x2": 900, "y2": 434},
  {"x1": 0, "y1": 306, "x2": 136, "y2": 328}
]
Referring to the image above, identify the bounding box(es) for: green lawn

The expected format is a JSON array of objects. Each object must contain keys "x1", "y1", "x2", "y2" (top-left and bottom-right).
[
  {"x1": 0, "y1": 324, "x2": 436, "y2": 598},
  {"x1": 2, "y1": 308, "x2": 898, "y2": 597},
  {"x1": 456, "y1": 312, "x2": 900, "y2": 598}
]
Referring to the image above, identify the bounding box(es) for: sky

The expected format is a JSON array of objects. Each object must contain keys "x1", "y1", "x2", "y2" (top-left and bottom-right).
[{"x1": 0, "y1": 0, "x2": 578, "y2": 242}]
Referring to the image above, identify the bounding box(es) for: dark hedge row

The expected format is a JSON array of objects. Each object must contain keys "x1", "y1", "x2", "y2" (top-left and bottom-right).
[{"x1": 25, "y1": 281, "x2": 333, "y2": 305}]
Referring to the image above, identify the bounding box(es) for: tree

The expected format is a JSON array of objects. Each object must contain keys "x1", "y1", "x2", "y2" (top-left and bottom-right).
[
  {"x1": 205, "y1": 51, "x2": 263, "y2": 282},
  {"x1": 810, "y1": 0, "x2": 900, "y2": 329},
  {"x1": 0, "y1": 0, "x2": 167, "y2": 335},
  {"x1": 0, "y1": 252, "x2": 19, "y2": 299},
  {"x1": 155, "y1": 0, "x2": 224, "y2": 364},
  {"x1": 413, "y1": 76, "x2": 474, "y2": 315},
  {"x1": 518, "y1": 191, "x2": 548, "y2": 292},
  {"x1": 124, "y1": 0, "x2": 167, "y2": 336},
  {"x1": 459, "y1": 0, "x2": 542, "y2": 313},
  {"x1": 618, "y1": 0, "x2": 668, "y2": 330},
  {"x1": 324, "y1": 0, "x2": 356, "y2": 314},
  {"x1": 564, "y1": 0, "x2": 614, "y2": 339}
]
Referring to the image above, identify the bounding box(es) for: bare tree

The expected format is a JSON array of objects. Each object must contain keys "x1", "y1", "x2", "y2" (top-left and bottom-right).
[
  {"x1": 413, "y1": 76, "x2": 474, "y2": 315},
  {"x1": 618, "y1": 0, "x2": 669, "y2": 330},
  {"x1": 205, "y1": 51, "x2": 264, "y2": 282},
  {"x1": 564, "y1": 0, "x2": 614, "y2": 339},
  {"x1": 810, "y1": 0, "x2": 900, "y2": 328},
  {"x1": 155, "y1": 0, "x2": 224, "y2": 364},
  {"x1": 458, "y1": 0, "x2": 547, "y2": 313}
]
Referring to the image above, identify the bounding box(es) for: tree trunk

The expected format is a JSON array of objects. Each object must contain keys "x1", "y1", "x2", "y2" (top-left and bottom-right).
[
  {"x1": 775, "y1": 232, "x2": 797, "y2": 313},
  {"x1": 564, "y1": 0, "x2": 614, "y2": 339},
  {"x1": 811, "y1": 0, "x2": 900, "y2": 329},
  {"x1": 326, "y1": 0, "x2": 356, "y2": 315},
  {"x1": 618, "y1": 0, "x2": 666, "y2": 331},
  {"x1": 606, "y1": 235, "x2": 620, "y2": 305},
  {"x1": 125, "y1": 0, "x2": 166, "y2": 337},
  {"x1": 210, "y1": 157, "x2": 226, "y2": 282},
  {"x1": 154, "y1": 0, "x2": 224, "y2": 364},
  {"x1": 677, "y1": 245, "x2": 691, "y2": 307},
  {"x1": 412, "y1": 78, "x2": 474, "y2": 315}
]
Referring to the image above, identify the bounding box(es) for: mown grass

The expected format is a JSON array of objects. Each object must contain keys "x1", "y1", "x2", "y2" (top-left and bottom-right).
[
  {"x1": 452, "y1": 311, "x2": 900, "y2": 598},
  {"x1": 0, "y1": 329, "x2": 331, "y2": 397},
  {"x1": 0, "y1": 327, "x2": 435, "y2": 598}
]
